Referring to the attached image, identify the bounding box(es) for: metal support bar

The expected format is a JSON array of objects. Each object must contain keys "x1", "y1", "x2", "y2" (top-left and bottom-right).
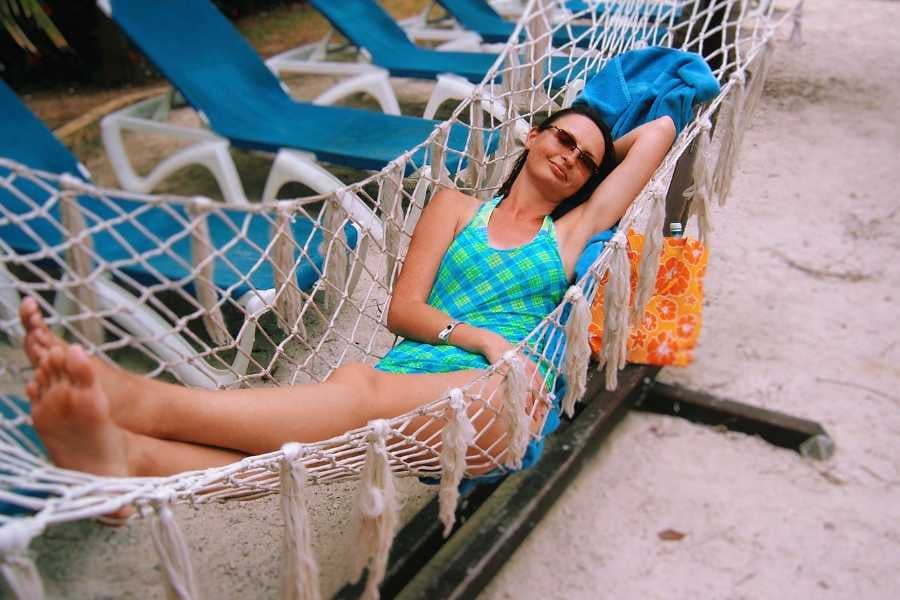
[{"x1": 636, "y1": 381, "x2": 835, "y2": 460}]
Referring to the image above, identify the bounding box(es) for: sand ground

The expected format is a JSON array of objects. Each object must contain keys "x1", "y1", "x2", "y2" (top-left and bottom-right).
[{"x1": 5, "y1": 0, "x2": 900, "y2": 598}]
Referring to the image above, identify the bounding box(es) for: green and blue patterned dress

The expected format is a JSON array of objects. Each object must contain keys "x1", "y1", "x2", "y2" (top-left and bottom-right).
[
  {"x1": 376, "y1": 196, "x2": 571, "y2": 480},
  {"x1": 375, "y1": 196, "x2": 569, "y2": 375}
]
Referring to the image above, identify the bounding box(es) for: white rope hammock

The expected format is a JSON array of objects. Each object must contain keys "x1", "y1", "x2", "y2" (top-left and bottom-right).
[{"x1": 0, "y1": 1, "x2": 800, "y2": 597}]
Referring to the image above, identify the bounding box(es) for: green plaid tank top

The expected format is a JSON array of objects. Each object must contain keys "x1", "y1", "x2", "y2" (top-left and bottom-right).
[{"x1": 376, "y1": 196, "x2": 568, "y2": 374}]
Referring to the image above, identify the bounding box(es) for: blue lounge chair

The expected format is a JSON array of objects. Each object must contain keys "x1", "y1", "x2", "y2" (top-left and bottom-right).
[
  {"x1": 96, "y1": 0, "x2": 481, "y2": 207},
  {"x1": 425, "y1": 0, "x2": 667, "y2": 47},
  {"x1": 301, "y1": 0, "x2": 608, "y2": 118},
  {"x1": 0, "y1": 80, "x2": 360, "y2": 388},
  {"x1": 308, "y1": 0, "x2": 598, "y2": 82}
]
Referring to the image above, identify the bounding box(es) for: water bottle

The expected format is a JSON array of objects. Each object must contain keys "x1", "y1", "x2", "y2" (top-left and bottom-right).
[{"x1": 669, "y1": 222, "x2": 683, "y2": 238}]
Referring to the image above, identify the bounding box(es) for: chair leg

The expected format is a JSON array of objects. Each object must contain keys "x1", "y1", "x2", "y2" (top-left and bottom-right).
[
  {"x1": 101, "y1": 102, "x2": 250, "y2": 205},
  {"x1": 423, "y1": 74, "x2": 475, "y2": 119},
  {"x1": 311, "y1": 69, "x2": 401, "y2": 115},
  {"x1": 262, "y1": 150, "x2": 384, "y2": 247},
  {"x1": 88, "y1": 277, "x2": 249, "y2": 389},
  {"x1": 262, "y1": 151, "x2": 383, "y2": 303}
]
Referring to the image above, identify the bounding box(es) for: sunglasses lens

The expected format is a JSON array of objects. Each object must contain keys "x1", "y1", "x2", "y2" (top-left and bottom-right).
[
  {"x1": 579, "y1": 154, "x2": 598, "y2": 173},
  {"x1": 549, "y1": 126, "x2": 598, "y2": 173},
  {"x1": 554, "y1": 128, "x2": 575, "y2": 149}
]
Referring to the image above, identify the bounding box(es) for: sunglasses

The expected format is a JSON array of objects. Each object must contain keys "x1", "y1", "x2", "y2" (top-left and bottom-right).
[{"x1": 545, "y1": 125, "x2": 600, "y2": 175}]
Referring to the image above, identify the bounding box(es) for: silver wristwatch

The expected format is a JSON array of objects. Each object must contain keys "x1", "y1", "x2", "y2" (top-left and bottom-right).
[{"x1": 437, "y1": 319, "x2": 462, "y2": 344}]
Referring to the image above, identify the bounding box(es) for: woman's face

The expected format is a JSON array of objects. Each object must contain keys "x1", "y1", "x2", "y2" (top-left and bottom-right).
[{"x1": 524, "y1": 113, "x2": 606, "y2": 199}]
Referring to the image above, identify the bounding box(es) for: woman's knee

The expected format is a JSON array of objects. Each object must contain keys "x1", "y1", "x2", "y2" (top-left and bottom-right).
[{"x1": 327, "y1": 363, "x2": 378, "y2": 395}]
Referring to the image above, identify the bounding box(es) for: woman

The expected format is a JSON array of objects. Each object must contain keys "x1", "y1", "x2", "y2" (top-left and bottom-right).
[{"x1": 19, "y1": 105, "x2": 675, "y2": 480}]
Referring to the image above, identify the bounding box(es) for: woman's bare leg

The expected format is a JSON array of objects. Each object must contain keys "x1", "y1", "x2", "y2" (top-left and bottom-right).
[
  {"x1": 28, "y1": 343, "x2": 538, "y2": 481},
  {"x1": 22, "y1": 299, "x2": 547, "y2": 474}
]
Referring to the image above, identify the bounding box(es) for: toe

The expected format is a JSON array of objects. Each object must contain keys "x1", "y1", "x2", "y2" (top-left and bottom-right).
[
  {"x1": 35, "y1": 358, "x2": 49, "y2": 391},
  {"x1": 47, "y1": 346, "x2": 66, "y2": 383},
  {"x1": 35, "y1": 328, "x2": 51, "y2": 349},
  {"x1": 24, "y1": 335, "x2": 38, "y2": 363},
  {"x1": 66, "y1": 345, "x2": 94, "y2": 388},
  {"x1": 25, "y1": 381, "x2": 39, "y2": 404},
  {"x1": 19, "y1": 297, "x2": 37, "y2": 326}
]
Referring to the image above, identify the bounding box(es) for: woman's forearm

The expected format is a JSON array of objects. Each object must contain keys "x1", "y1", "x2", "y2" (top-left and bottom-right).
[
  {"x1": 612, "y1": 116, "x2": 676, "y2": 162},
  {"x1": 386, "y1": 299, "x2": 498, "y2": 356}
]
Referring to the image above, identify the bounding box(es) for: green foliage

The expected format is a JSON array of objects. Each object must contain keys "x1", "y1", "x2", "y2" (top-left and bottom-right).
[{"x1": 0, "y1": 0, "x2": 68, "y2": 54}]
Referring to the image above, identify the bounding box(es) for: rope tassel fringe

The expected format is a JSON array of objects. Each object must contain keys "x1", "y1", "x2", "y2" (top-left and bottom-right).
[
  {"x1": 351, "y1": 420, "x2": 398, "y2": 600},
  {"x1": 280, "y1": 442, "x2": 321, "y2": 600},
  {"x1": 379, "y1": 159, "x2": 407, "y2": 290},
  {"x1": 59, "y1": 176, "x2": 104, "y2": 347},
  {"x1": 685, "y1": 117, "x2": 714, "y2": 243},
  {"x1": 561, "y1": 286, "x2": 591, "y2": 418},
  {"x1": 500, "y1": 351, "x2": 530, "y2": 470},
  {"x1": 429, "y1": 122, "x2": 452, "y2": 189},
  {"x1": 148, "y1": 500, "x2": 200, "y2": 600},
  {"x1": 272, "y1": 203, "x2": 308, "y2": 338},
  {"x1": 712, "y1": 71, "x2": 747, "y2": 207},
  {"x1": 632, "y1": 183, "x2": 667, "y2": 324},
  {"x1": 597, "y1": 233, "x2": 631, "y2": 391},
  {"x1": 188, "y1": 198, "x2": 231, "y2": 347},
  {"x1": 438, "y1": 388, "x2": 476, "y2": 536},
  {"x1": 0, "y1": 518, "x2": 46, "y2": 600},
  {"x1": 321, "y1": 194, "x2": 350, "y2": 313}
]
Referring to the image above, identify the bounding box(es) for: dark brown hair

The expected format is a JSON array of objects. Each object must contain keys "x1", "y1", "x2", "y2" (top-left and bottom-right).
[{"x1": 497, "y1": 103, "x2": 617, "y2": 220}]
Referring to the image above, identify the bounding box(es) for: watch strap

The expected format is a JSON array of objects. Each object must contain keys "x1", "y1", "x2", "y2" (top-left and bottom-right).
[{"x1": 437, "y1": 319, "x2": 462, "y2": 343}]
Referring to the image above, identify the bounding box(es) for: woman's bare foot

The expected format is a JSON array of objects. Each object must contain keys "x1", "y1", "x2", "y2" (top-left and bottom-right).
[
  {"x1": 19, "y1": 298, "x2": 160, "y2": 436},
  {"x1": 27, "y1": 344, "x2": 133, "y2": 481},
  {"x1": 20, "y1": 297, "x2": 65, "y2": 368}
]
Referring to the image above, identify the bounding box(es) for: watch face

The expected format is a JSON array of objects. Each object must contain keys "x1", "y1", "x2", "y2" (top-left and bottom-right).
[{"x1": 439, "y1": 322, "x2": 456, "y2": 342}]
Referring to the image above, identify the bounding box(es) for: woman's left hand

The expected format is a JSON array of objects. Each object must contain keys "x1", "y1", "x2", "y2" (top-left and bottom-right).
[{"x1": 477, "y1": 330, "x2": 515, "y2": 365}]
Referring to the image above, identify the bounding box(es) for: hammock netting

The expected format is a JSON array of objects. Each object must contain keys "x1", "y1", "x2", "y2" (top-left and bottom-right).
[{"x1": 0, "y1": 0, "x2": 799, "y2": 597}]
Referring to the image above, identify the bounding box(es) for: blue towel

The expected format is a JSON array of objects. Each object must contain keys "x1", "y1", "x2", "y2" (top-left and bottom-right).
[{"x1": 574, "y1": 46, "x2": 720, "y2": 138}]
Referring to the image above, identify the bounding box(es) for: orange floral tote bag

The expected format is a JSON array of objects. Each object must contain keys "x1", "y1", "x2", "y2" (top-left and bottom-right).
[{"x1": 588, "y1": 230, "x2": 709, "y2": 366}]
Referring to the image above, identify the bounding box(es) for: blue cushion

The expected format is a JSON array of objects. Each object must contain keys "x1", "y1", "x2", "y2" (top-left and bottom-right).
[
  {"x1": 0, "y1": 81, "x2": 85, "y2": 179},
  {"x1": 0, "y1": 178, "x2": 358, "y2": 300}
]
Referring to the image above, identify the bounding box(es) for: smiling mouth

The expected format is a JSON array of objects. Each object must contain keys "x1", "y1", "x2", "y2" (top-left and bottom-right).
[{"x1": 549, "y1": 161, "x2": 566, "y2": 180}]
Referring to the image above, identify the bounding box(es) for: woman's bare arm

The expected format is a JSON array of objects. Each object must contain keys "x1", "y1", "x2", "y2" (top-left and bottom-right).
[
  {"x1": 591, "y1": 116, "x2": 675, "y2": 227},
  {"x1": 558, "y1": 116, "x2": 676, "y2": 266},
  {"x1": 386, "y1": 190, "x2": 511, "y2": 361}
]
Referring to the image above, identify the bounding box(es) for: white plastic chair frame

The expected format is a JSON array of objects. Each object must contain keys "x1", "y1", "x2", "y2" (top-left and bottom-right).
[
  {"x1": 265, "y1": 41, "x2": 494, "y2": 121},
  {"x1": 100, "y1": 90, "x2": 387, "y2": 219}
]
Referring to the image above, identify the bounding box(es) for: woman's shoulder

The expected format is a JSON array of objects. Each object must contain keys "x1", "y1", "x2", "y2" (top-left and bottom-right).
[
  {"x1": 432, "y1": 187, "x2": 481, "y2": 210},
  {"x1": 430, "y1": 188, "x2": 482, "y2": 233}
]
